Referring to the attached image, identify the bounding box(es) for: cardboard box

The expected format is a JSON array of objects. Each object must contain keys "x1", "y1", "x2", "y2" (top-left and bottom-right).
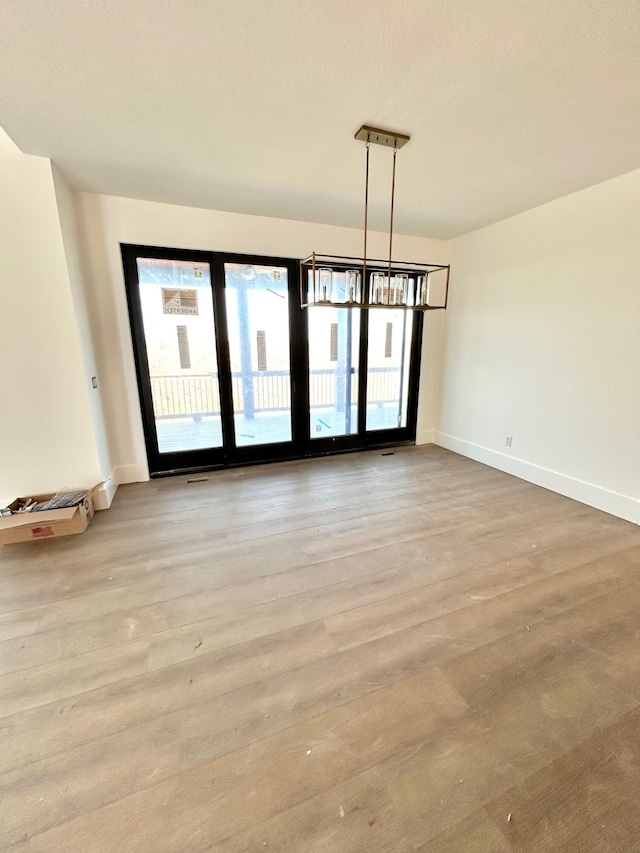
[{"x1": 0, "y1": 490, "x2": 96, "y2": 545}]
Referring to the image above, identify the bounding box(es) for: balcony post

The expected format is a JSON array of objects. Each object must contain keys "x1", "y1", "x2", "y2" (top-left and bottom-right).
[{"x1": 237, "y1": 277, "x2": 255, "y2": 419}]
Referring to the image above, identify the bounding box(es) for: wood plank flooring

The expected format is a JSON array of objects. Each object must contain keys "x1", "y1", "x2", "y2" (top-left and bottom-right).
[{"x1": 1, "y1": 445, "x2": 640, "y2": 852}]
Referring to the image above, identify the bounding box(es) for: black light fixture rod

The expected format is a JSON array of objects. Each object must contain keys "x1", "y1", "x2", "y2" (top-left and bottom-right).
[
  {"x1": 363, "y1": 135, "x2": 370, "y2": 295},
  {"x1": 387, "y1": 143, "x2": 397, "y2": 302}
]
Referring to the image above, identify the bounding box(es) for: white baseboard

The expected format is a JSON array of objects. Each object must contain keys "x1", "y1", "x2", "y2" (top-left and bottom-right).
[
  {"x1": 93, "y1": 472, "x2": 118, "y2": 511},
  {"x1": 93, "y1": 464, "x2": 149, "y2": 509},
  {"x1": 416, "y1": 429, "x2": 436, "y2": 446},
  {"x1": 434, "y1": 431, "x2": 640, "y2": 525},
  {"x1": 114, "y1": 463, "x2": 149, "y2": 486}
]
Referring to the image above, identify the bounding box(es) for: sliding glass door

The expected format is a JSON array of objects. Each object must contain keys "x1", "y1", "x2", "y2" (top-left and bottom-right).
[
  {"x1": 366, "y1": 308, "x2": 414, "y2": 432},
  {"x1": 134, "y1": 258, "x2": 224, "y2": 458},
  {"x1": 223, "y1": 262, "x2": 293, "y2": 448},
  {"x1": 308, "y1": 307, "x2": 360, "y2": 440},
  {"x1": 123, "y1": 245, "x2": 423, "y2": 476},
  {"x1": 123, "y1": 247, "x2": 302, "y2": 474}
]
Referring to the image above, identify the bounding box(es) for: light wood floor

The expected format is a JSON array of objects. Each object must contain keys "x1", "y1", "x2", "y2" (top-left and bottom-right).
[{"x1": 2, "y1": 445, "x2": 640, "y2": 852}]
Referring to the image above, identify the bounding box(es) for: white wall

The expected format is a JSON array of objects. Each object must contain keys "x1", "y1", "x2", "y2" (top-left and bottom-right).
[
  {"x1": 52, "y1": 168, "x2": 116, "y2": 507},
  {"x1": 0, "y1": 130, "x2": 102, "y2": 506},
  {"x1": 416, "y1": 310, "x2": 446, "y2": 445},
  {"x1": 75, "y1": 193, "x2": 449, "y2": 482},
  {"x1": 437, "y1": 169, "x2": 640, "y2": 523}
]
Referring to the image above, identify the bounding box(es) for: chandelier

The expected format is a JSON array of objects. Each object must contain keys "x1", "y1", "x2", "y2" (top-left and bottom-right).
[{"x1": 301, "y1": 125, "x2": 449, "y2": 311}]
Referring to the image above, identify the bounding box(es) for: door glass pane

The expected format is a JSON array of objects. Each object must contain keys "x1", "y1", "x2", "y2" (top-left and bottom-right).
[
  {"x1": 308, "y1": 307, "x2": 359, "y2": 438},
  {"x1": 366, "y1": 309, "x2": 413, "y2": 431},
  {"x1": 224, "y1": 263, "x2": 292, "y2": 446},
  {"x1": 137, "y1": 258, "x2": 223, "y2": 453}
]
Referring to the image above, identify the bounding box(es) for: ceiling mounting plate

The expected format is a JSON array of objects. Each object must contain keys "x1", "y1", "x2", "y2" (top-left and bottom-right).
[{"x1": 354, "y1": 125, "x2": 411, "y2": 149}]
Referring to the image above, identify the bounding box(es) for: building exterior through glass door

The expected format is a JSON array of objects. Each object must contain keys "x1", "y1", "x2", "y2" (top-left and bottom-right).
[
  {"x1": 366, "y1": 308, "x2": 413, "y2": 431},
  {"x1": 223, "y1": 263, "x2": 293, "y2": 447},
  {"x1": 308, "y1": 306, "x2": 360, "y2": 439},
  {"x1": 136, "y1": 258, "x2": 224, "y2": 455}
]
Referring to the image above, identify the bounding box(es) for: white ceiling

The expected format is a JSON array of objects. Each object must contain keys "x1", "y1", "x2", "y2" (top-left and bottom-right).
[{"x1": 0, "y1": 0, "x2": 639, "y2": 239}]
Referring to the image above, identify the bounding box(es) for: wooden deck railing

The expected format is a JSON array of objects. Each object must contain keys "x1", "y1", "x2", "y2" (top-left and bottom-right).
[{"x1": 150, "y1": 368, "x2": 400, "y2": 419}]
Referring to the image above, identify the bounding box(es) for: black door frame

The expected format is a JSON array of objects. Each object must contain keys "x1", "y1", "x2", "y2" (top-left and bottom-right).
[
  {"x1": 122, "y1": 243, "x2": 424, "y2": 477},
  {"x1": 211, "y1": 251, "x2": 308, "y2": 468}
]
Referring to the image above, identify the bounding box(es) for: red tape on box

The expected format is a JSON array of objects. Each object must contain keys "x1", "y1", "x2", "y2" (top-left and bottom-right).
[{"x1": 32, "y1": 526, "x2": 55, "y2": 538}]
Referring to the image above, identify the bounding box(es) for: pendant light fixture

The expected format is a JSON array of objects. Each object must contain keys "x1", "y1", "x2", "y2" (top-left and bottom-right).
[{"x1": 301, "y1": 125, "x2": 450, "y2": 311}]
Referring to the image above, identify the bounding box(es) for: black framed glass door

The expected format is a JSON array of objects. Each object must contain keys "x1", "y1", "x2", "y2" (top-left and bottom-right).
[
  {"x1": 216, "y1": 256, "x2": 308, "y2": 466},
  {"x1": 365, "y1": 308, "x2": 416, "y2": 433},
  {"x1": 306, "y1": 305, "x2": 422, "y2": 454},
  {"x1": 307, "y1": 306, "x2": 360, "y2": 441},
  {"x1": 123, "y1": 245, "x2": 304, "y2": 475},
  {"x1": 123, "y1": 244, "x2": 423, "y2": 476}
]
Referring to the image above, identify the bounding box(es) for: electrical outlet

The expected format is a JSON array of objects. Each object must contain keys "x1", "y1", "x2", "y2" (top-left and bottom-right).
[{"x1": 505, "y1": 436, "x2": 512, "y2": 447}]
